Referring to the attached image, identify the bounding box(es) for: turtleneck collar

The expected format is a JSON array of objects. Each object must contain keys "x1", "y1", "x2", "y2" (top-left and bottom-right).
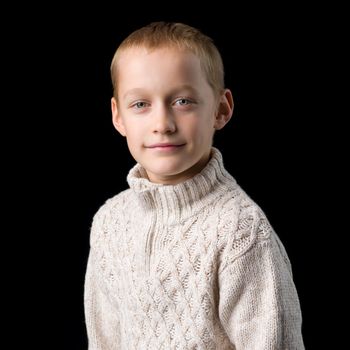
[{"x1": 126, "y1": 147, "x2": 236, "y2": 225}]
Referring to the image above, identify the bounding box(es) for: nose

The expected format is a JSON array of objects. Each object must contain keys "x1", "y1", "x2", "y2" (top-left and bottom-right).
[{"x1": 152, "y1": 104, "x2": 176, "y2": 134}]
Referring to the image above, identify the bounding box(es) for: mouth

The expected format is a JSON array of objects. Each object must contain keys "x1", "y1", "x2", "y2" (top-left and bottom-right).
[
  {"x1": 147, "y1": 143, "x2": 185, "y2": 148},
  {"x1": 146, "y1": 143, "x2": 186, "y2": 150}
]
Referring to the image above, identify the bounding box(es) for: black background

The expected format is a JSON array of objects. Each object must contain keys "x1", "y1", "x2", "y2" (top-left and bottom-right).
[{"x1": 5, "y1": 3, "x2": 340, "y2": 349}]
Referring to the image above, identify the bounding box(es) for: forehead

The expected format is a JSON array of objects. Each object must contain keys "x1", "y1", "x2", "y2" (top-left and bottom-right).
[
  {"x1": 117, "y1": 46, "x2": 200, "y2": 69},
  {"x1": 116, "y1": 47, "x2": 208, "y2": 94}
]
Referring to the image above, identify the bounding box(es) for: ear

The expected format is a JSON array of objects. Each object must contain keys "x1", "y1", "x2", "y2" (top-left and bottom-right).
[
  {"x1": 214, "y1": 89, "x2": 234, "y2": 130},
  {"x1": 111, "y1": 97, "x2": 126, "y2": 137}
]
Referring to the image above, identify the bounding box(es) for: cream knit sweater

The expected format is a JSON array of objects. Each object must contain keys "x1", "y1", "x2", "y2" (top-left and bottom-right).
[{"x1": 84, "y1": 147, "x2": 304, "y2": 349}]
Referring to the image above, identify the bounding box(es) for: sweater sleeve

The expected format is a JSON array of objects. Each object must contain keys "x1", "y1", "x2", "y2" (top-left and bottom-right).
[
  {"x1": 84, "y1": 208, "x2": 121, "y2": 350},
  {"x1": 218, "y1": 215, "x2": 304, "y2": 349}
]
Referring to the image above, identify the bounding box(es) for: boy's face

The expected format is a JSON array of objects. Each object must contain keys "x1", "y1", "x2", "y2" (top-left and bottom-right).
[{"x1": 112, "y1": 47, "x2": 232, "y2": 185}]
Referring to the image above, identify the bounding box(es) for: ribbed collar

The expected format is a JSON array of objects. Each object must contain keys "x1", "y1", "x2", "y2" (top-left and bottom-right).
[{"x1": 126, "y1": 147, "x2": 236, "y2": 225}]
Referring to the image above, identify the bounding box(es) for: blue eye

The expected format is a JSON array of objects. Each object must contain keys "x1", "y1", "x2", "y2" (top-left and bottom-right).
[
  {"x1": 134, "y1": 101, "x2": 147, "y2": 109},
  {"x1": 175, "y1": 98, "x2": 190, "y2": 106}
]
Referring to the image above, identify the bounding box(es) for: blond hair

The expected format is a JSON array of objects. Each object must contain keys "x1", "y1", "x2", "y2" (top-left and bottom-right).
[{"x1": 110, "y1": 22, "x2": 225, "y2": 98}]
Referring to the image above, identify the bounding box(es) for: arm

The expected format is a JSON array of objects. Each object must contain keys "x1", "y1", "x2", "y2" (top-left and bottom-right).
[
  {"x1": 84, "y1": 210, "x2": 121, "y2": 350},
  {"x1": 218, "y1": 226, "x2": 304, "y2": 349}
]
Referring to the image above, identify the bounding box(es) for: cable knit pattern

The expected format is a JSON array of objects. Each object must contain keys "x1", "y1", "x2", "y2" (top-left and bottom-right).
[{"x1": 84, "y1": 147, "x2": 304, "y2": 349}]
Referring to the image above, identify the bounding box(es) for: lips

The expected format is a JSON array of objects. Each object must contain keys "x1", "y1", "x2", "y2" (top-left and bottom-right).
[{"x1": 147, "y1": 143, "x2": 185, "y2": 148}]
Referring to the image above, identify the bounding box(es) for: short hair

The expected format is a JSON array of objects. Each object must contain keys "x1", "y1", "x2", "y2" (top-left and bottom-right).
[{"x1": 110, "y1": 22, "x2": 225, "y2": 98}]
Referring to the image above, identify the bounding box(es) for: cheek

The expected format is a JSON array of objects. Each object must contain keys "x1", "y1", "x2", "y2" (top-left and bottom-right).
[
  {"x1": 124, "y1": 119, "x2": 142, "y2": 138},
  {"x1": 178, "y1": 119, "x2": 209, "y2": 144},
  {"x1": 191, "y1": 117, "x2": 214, "y2": 139},
  {"x1": 124, "y1": 124, "x2": 141, "y2": 149}
]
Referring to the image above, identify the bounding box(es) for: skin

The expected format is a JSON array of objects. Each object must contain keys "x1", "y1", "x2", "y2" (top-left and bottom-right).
[{"x1": 111, "y1": 46, "x2": 234, "y2": 185}]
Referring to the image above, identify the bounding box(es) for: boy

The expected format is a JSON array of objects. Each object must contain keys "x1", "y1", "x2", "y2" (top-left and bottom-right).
[{"x1": 84, "y1": 22, "x2": 304, "y2": 349}]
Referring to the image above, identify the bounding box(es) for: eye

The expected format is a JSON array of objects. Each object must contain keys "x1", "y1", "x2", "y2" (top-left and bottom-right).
[
  {"x1": 132, "y1": 101, "x2": 149, "y2": 109},
  {"x1": 174, "y1": 98, "x2": 191, "y2": 106}
]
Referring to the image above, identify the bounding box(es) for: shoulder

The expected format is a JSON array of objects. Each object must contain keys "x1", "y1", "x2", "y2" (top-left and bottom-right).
[
  {"x1": 217, "y1": 184, "x2": 268, "y2": 232},
  {"x1": 93, "y1": 188, "x2": 131, "y2": 222},
  {"x1": 89, "y1": 189, "x2": 132, "y2": 247},
  {"x1": 217, "y1": 185, "x2": 275, "y2": 272}
]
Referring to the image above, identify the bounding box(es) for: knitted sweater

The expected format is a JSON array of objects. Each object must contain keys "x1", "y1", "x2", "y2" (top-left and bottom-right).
[{"x1": 84, "y1": 147, "x2": 304, "y2": 349}]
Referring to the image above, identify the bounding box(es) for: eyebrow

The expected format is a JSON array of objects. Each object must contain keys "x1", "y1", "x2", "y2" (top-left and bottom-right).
[
  {"x1": 123, "y1": 85, "x2": 199, "y2": 100},
  {"x1": 123, "y1": 88, "x2": 146, "y2": 100}
]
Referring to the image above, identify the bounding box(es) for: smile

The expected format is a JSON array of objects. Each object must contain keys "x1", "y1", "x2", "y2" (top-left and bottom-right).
[{"x1": 146, "y1": 143, "x2": 185, "y2": 151}]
